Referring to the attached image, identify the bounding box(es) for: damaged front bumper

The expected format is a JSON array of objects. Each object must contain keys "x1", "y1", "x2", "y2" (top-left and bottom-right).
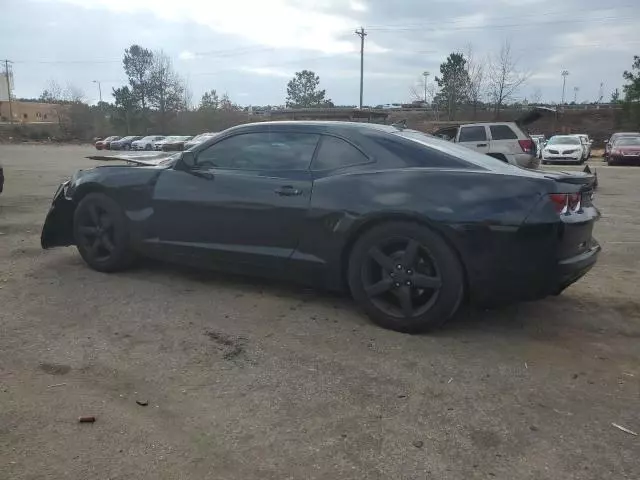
[{"x1": 41, "y1": 181, "x2": 75, "y2": 249}]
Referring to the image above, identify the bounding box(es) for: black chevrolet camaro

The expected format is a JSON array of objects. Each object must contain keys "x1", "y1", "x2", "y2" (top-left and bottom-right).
[{"x1": 41, "y1": 121, "x2": 601, "y2": 332}]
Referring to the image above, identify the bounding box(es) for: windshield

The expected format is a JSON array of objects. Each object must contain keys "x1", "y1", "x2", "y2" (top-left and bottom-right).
[
  {"x1": 615, "y1": 137, "x2": 640, "y2": 146},
  {"x1": 548, "y1": 136, "x2": 580, "y2": 145}
]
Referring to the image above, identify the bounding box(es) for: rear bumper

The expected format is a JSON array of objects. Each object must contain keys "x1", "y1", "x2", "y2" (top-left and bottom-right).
[
  {"x1": 555, "y1": 241, "x2": 601, "y2": 293},
  {"x1": 514, "y1": 153, "x2": 539, "y2": 169}
]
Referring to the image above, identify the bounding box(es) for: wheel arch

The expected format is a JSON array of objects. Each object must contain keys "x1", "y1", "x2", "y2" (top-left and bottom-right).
[
  {"x1": 339, "y1": 213, "x2": 470, "y2": 296},
  {"x1": 486, "y1": 152, "x2": 508, "y2": 162}
]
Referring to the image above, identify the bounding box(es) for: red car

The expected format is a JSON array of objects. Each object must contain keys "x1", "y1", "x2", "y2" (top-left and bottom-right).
[
  {"x1": 608, "y1": 136, "x2": 640, "y2": 166},
  {"x1": 95, "y1": 136, "x2": 121, "y2": 150}
]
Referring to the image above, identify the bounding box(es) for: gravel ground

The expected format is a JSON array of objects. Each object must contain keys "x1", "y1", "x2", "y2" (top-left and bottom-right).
[{"x1": 1, "y1": 144, "x2": 638, "y2": 480}]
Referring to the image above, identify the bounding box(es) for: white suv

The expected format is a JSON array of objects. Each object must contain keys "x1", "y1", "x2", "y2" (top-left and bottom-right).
[{"x1": 433, "y1": 107, "x2": 555, "y2": 169}]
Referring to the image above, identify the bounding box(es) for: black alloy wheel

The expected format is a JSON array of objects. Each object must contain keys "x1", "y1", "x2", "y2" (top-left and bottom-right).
[
  {"x1": 348, "y1": 222, "x2": 464, "y2": 333},
  {"x1": 73, "y1": 193, "x2": 135, "y2": 272}
]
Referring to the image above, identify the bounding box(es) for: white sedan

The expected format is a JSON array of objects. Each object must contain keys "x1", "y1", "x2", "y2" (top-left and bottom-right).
[
  {"x1": 542, "y1": 136, "x2": 585, "y2": 164},
  {"x1": 131, "y1": 135, "x2": 165, "y2": 151}
]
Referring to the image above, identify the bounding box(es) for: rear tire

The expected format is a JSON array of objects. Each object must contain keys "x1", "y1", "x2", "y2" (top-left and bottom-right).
[
  {"x1": 73, "y1": 193, "x2": 135, "y2": 273},
  {"x1": 348, "y1": 221, "x2": 464, "y2": 333}
]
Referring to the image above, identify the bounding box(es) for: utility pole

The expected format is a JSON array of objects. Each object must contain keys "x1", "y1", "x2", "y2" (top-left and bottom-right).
[
  {"x1": 3, "y1": 60, "x2": 14, "y2": 124},
  {"x1": 355, "y1": 27, "x2": 366, "y2": 109},
  {"x1": 561, "y1": 70, "x2": 569, "y2": 104},
  {"x1": 597, "y1": 82, "x2": 604, "y2": 104},
  {"x1": 573, "y1": 86, "x2": 579, "y2": 104},
  {"x1": 422, "y1": 71, "x2": 430, "y2": 105},
  {"x1": 92, "y1": 80, "x2": 102, "y2": 103}
]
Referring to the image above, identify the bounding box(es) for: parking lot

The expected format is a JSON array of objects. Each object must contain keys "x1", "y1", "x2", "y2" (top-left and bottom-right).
[{"x1": 1, "y1": 144, "x2": 639, "y2": 479}]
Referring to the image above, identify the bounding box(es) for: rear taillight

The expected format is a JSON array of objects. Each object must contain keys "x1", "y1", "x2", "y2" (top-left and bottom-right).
[
  {"x1": 549, "y1": 193, "x2": 582, "y2": 215},
  {"x1": 519, "y1": 139, "x2": 534, "y2": 153}
]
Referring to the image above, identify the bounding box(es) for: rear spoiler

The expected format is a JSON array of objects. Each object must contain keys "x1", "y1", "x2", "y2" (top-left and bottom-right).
[{"x1": 539, "y1": 165, "x2": 598, "y2": 190}]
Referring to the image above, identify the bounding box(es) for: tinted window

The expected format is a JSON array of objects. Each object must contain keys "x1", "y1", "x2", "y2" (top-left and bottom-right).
[
  {"x1": 458, "y1": 126, "x2": 487, "y2": 142},
  {"x1": 313, "y1": 136, "x2": 369, "y2": 170},
  {"x1": 368, "y1": 133, "x2": 470, "y2": 169},
  {"x1": 197, "y1": 132, "x2": 319, "y2": 170},
  {"x1": 489, "y1": 125, "x2": 518, "y2": 140}
]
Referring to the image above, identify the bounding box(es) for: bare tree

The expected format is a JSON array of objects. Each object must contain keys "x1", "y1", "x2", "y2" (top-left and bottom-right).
[
  {"x1": 465, "y1": 45, "x2": 485, "y2": 119},
  {"x1": 487, "y1": 40, "x2": 530, "y2": 118},
  {"x1": 39, "y1": 79, "x2": 63, "y2": 103},
  {"x1": 409, "y1": 75, "x2": 437, "y2": 105},
  {"x1": 148, "y1": 51, "x2": 186, "y2": 132},
  {"x1": 531, "y1": 88, "x2": 542, "y2": 105},
  {"x1": 64, "y1": 82, "x2": 85, "y2": 103}
]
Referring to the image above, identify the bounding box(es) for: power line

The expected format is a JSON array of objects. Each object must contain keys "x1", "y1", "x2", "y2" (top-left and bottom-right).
[
  {"x1": 367, "y1": 15, "x2": 637, "y2": 32},
  {"x1": 2, "y1": 59, "x2": 14, "y2": 124},
  {"x1": 364, "y1": 4, "x2": 640, "y2": 30}
]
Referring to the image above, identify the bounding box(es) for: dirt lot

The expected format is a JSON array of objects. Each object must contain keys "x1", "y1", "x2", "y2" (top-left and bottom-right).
[{"x1": 1, "y1": 144, "x2": 639, "y2": 480}]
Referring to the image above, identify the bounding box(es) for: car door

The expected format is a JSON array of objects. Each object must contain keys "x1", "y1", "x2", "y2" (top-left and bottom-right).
[
  {"x1": 457, "y1": 125, "x2": 489, "y2": 154},
  {"x1": 150, "y1": 131, "x2": 320, "y2": 274}
]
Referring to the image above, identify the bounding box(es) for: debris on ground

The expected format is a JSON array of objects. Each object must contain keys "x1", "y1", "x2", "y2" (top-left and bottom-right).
[
  {"x1": 412, "y1": 440, "x2": 424, "y2": 448},
  {"x1": 136, "y1": 400, "x2": 149, "y2": 407},
  {"x1": 612, "y1": 423, "x2": 637, "y2": 436},
  {"x1": 78, "y1": 416, "x2": 96, "y2": 423},
  {"x1": 47, "y1": 383, "x2": 66, "y2": 388}
]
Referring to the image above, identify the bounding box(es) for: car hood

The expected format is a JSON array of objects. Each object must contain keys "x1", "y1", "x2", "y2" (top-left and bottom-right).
[
  {"x1": 87, "y1": 151, "x2": 179, "y2": 166},
  {"x1": 515, "y1": 106, "x2": 556, "y2": 126},
  {"x1": 615, "y1": 145, "x2": 640, "y2": 152}
]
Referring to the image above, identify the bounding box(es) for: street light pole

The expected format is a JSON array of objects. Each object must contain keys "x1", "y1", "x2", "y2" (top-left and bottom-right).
[
  {"x1": 92, "y1": 80, "x2": 102, "y2": 103},
  {"x1": 573, "y1": 86, "x2": 579, "y2": 104},
  {"x1": 561, "y1": 70, "x2": 569, "y2": 104},
  {"x1": 422, "y1": 71, "x2": 430, "y2": 105}
]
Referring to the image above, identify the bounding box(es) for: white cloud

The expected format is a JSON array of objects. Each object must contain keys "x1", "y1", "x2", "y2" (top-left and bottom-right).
[
  {"x1": 178, "y1": 50, "x2": 197, "y2": 61},
  {"x1": 55, "y1": 0, "x2": 361, "y2": 54},
  {"x1": 349, "y1": 0, "x2": 367, "y2": 12},
  {"x1": 239, "y1": 66, "x2": 293, "y2": 78}
]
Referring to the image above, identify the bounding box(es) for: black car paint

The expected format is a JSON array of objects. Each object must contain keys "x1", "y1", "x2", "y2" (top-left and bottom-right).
[{"x1": 41, "y1": 121, "x2": 600, "y2": 305}]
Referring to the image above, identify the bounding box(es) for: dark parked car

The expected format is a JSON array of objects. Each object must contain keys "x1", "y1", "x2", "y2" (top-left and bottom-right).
[
  {"x1": 607, "y1": 136, "x2": 640, "y2": 166},
  {"x1": 604, "y1": 132, "x2": 640, "y2": 160},
  {"x1": 110, "y1": 136, "x2": 142, "y2": 150},
  {"x1": 41, "y1": 122, "x2": 600, "y2": 333},
  {"x1": 95, "y1": 136, "x2": 120, "y2": 150}
]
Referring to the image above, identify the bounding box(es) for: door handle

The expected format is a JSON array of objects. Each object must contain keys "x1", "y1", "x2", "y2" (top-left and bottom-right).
[
  {"x1": 274, "y1": 186, "x2": 303, "y2": 196},
  {"x1": 477, "y1": 143, "x2": 488, "y2": 147}
]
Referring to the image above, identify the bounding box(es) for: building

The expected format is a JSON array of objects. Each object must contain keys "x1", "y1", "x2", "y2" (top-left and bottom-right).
[
  {"x1": 0, "y1": 100, "x2": 61, "y2": 123},
  {"x1": 0, "y1": 73, "x2": 10, "y2": 102}
]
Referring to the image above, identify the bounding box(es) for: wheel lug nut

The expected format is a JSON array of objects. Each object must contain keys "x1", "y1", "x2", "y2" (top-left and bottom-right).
[
  {"x1": 394, "y1": 282, "x2": 401, "y2": 288},
  {"x1": 396, "y1": 264, "x2": 403, "y2": 270},
  {"x1": 406, "y1": 281, "x2": 412, "y2": 286},
  {"x1": 390, "y1": 273, "x2": 396, "y2": 278},
  {"x1": 406, "y1": 270, "x2": 413, "y2": 275}
]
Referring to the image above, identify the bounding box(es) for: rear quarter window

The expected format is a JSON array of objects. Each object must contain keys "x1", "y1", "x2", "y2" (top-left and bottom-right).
[
  {"x1": 489, "y1": 125, "x2": 519, "y2": 140},
  {"x1": 312, "y1": 136, "x2": 369, "y2": 171},
  {"x1": 458, "y1": 126, "x2": 487, "y2": 142},
  {"x1": 367, "y1": 132, "x2": 473, "y2": 169}
]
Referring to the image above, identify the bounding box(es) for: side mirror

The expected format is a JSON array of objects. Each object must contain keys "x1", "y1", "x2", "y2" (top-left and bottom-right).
[{"x1": 181, "y1": 150, "x2": 196, "y2": 169}]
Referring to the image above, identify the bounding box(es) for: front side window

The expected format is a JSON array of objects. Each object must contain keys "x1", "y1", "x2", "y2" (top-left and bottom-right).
[
  {"x1": 312, "y1": 136, "x2": 369, "y2": 170},
  {"x1": 197, "y1": 132, "x2": 320, "y2": 171},
  {"x1": 458, "y1": 126, "x2": 487, "y2": 142}
]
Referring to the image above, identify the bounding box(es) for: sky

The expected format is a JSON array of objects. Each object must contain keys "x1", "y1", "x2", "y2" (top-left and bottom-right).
[{"x1": 2, "y1": 0, "x2": 639, "y2": 107}]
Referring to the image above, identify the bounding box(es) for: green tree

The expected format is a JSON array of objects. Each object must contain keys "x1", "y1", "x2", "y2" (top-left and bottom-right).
[
  {"x1": 611, "y1": 88, "x2": 621, "y2": 103},
  {"x1": 435, "y1": 53, "x2": 470, "y2": 120},
  {"x1": 199, "y1": 89, "x2": 220, "y2": 110},
  {"x1": 112, "y1": 86, "x2": 138, "y2": 134},
  {"x1": 622, "y1": 55, "x2": 640, "y2": 102},
  {"x1": 286, "y1": 70, "x2": 331, "y2": 108},
  {"x1": 123, "y1": 45, "x2": 154, "y2": 110}
]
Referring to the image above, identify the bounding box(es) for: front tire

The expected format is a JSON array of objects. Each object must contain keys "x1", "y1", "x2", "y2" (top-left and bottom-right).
[
  {"x1": 348, "y1": 221, "x2": 464, "y2": 333},
  {"x1": 73, "y1": 193, "x2": 135, "y2": 272}
]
